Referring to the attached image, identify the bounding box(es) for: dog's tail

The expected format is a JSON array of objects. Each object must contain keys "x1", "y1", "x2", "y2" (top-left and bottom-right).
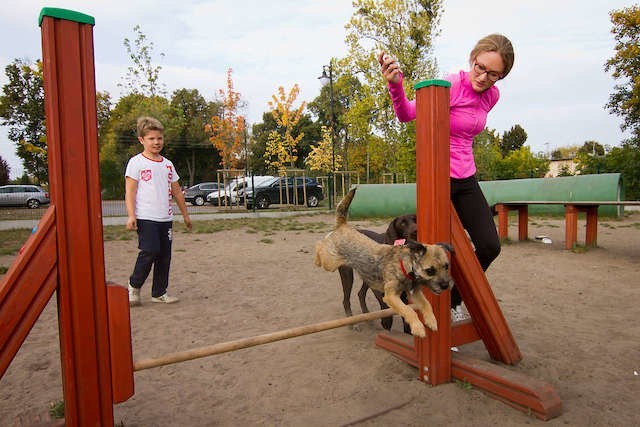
[{"x1": 336, "y1": 187, "x2": 356, "y2": 226}]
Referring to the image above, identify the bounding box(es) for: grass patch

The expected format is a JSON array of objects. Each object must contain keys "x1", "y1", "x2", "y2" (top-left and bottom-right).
[
  {"x1": 0, "y1": 266, "x2": 8, "y2": 274},
  {"x1": 259, "y1": 238, "x2": 274, "y2": 244},
  {"x1": 49, "y1": 399, "x2": 64, "y2": 419},
  {"x1": 0, "y1": 229, "x2": 33, "y2": 255},
  {"x1": 455, "y1": 378, "x2": 473, "y2": 391}
]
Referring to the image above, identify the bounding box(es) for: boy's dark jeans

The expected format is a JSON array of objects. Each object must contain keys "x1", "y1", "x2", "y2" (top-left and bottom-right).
[{"x1": 129, "y1": 219, "x2": 173, "y2": 298}]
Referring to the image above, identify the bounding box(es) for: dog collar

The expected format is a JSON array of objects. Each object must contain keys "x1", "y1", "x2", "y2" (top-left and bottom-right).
[{"x1": 399, "y1": 260, "x2": 416, "y2": 283}]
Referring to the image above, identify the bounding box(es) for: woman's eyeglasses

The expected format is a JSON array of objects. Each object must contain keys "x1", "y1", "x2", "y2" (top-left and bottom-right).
[{"x1": 473, "y1": 62, "x2": 503, "y2": 82}]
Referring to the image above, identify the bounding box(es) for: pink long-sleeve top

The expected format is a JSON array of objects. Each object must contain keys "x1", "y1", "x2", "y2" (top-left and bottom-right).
[{"x1": 388, "y1": 70, "x2": 500, "y2": 179}]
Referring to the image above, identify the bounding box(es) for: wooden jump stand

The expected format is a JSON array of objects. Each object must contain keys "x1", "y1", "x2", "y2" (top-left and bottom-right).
[
  {"x1": 374, "y1": 80, "x2": 562, "y2": 420},
  {"x1": 0, "y1": 9, "x2": 133, "y2": 426}
]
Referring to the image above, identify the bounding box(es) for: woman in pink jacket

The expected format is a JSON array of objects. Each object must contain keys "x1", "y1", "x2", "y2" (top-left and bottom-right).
[{"x1": 379, "y1": 34, "x2": 515, "y2": 315}]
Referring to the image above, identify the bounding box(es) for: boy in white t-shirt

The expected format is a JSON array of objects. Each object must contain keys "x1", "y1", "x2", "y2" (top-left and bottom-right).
[{"x1": 125, "y1": 116, "x2": 192, "y2": 306}]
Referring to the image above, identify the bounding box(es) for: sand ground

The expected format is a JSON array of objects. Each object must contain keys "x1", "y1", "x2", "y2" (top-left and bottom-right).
[{"x1": 1, "y1": 211, "x2": 639, "y2": 426}]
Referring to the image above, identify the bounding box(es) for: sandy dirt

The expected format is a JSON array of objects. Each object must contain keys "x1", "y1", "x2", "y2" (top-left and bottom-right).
[{"x1": 1, "y1": 211, "x2": 639, "y2": 426}]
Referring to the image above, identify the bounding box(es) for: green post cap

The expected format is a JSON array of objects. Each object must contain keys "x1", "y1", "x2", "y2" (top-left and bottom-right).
[
  {"x1": 414, "y1": 79, "x2": 451, "y2": 90},
  {"x1": 39, "y1": 8, "x2": 95, "y2": 27}
]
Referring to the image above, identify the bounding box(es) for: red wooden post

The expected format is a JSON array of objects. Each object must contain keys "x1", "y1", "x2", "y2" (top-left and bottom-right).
[
  {"x1": 518, "y1": 205, "x2": 529, "y2": 241},
  {"x1": 414, "y1": 80, "x2": 452, "y2": 385},
  {"x1": 583, "y1": 206, "x2": 598, "y2": 247},
  {"x1": 565, "y1": 205, "x2": 578, "y2": 250},
  {"x1": 40, "y1": 8, "x2": 114, "y2": 425},
  {"x1": 496, "y1": 204, "x2": 509, "y2": 240}
]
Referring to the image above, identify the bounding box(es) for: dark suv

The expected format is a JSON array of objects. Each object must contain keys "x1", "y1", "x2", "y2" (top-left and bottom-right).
[
  {"x1": 184, "y1": 182, "x2": 220, "y2": 206},
  {"x1": 0, "y1": 185, "x2": 50, "y2": 208},
  {"x1": 245, "y1": 177, "x2": 324, "y2": 210}
]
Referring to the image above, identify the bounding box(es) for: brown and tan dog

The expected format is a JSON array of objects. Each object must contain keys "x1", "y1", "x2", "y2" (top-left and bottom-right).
[{"x1": 315, "y1": 188, "x2": 453, "y2": 337}]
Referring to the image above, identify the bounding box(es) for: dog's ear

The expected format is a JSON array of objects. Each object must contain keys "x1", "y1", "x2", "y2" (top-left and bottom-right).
[
  {"x1": 405, "y1": 239, "x2": 427, "y2": 256},
  {"x1": 436, "y1": 242, "x2": 455, "y2": 254},
  {"x1": 385, "y1": 218, "x2": 402, "y2": 241}
]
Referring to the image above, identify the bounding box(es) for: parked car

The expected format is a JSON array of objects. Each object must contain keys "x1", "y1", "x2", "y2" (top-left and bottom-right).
[
  {"x1": 207, "y1": 176, "x2": 275, "y2": 206},
  {"x1": 0, "y1": 185, "x2": 50, "y2": 209},
  {"x1": 184, "y1": 182, "x2": 220, "y2": 206},
  {"x1": 245, "y1": 176, "x2": 324, "y2": 210}
]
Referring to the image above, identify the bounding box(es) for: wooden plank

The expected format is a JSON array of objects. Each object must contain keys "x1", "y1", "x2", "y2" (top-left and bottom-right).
[
  {"x1": 452, "y1": 353, "x2": 562, "y2": 421},
  {"x1": 107, "y1": 284, "x2": 134, "y2": 403},
  {"x1": 451, "y1": 207, "x2": 522, "y2": 365},
  {"x1": 40, "y1": 14, "x2": 114, "y2": 425},
  {"x1": 414, "y1": 82, "x2": 452, "y2": 385},
  {"x1": 0, "y1": 207, "x2": 57, "y2": 378}
]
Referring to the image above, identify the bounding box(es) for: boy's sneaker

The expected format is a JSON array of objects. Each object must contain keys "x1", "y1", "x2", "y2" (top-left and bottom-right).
[
  {"x1": 151, "y1": 293, "x2": 179, "y2": 304},
  {"x1": 128, "y1": 283, "x2": 141, "y2": 307}
]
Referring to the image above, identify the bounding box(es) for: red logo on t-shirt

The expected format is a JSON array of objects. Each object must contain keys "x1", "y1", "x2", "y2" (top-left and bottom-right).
[{"x1": 141, "y1": 169, "x2": 152, "y2": 181}]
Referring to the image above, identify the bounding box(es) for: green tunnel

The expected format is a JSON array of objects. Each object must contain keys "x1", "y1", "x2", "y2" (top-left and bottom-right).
[{"x1": 347, "y1": 173, "x2": 624, "y2": 218}]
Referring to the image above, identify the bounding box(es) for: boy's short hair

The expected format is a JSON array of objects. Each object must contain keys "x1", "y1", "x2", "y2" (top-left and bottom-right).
[{"x1": 137, "y1": 116, "x2": 164, "y2": 138}]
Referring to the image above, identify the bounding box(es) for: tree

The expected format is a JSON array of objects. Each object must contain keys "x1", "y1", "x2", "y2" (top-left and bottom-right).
[
  {"x1": 250, "y1": 111, "x2": 320, "y2": 174},
  {"x1": 305, "y1": 126, "x2": 343, "y2": 173},
  {"x1": 576, "y1": 144, "x2": 640, "y2": 199},
  {"x1": 205, "y1": 68, "x2": 246, "y2": 171},
  {"x1": 0, "y1": 59, "x2": 47, "y2": 183},
  {"x1": 0, "y1": 155, "x2": 10, "y2": 185},
  {"x1": 605, "y1": 5, "x2": 640, "y2": 146},
  {"x1": 99, "y1": 93, "x2": 172, "y2": 198},
  {"x1": 343, "y1": 0, "x2": 442, "y2": 179},
  {"x1": 263, "y1": 84, "x2": 306, "y2": 171},
  {"x1": 496, "y1": 146, "x2": 549, "y2": 180},
  {"x1": 577, "y1": 140, "x2": 605, "y2": 156},
  {"x1": 500, "y1": 124, "x2": 528, "y2": 156},
  {"x1": 167, "y1": 88, "x2": 221, "y2": 186},
  {"x1": 473, "y1": 128, "x2": 502, "y2": 181},
  {"x1": 119, "y1": 25, "x2": 166, "y2": 97}
]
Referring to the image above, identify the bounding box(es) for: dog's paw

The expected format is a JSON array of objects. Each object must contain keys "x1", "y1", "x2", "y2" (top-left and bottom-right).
[
  {"x1": 410, "y1": 322, "x2": 427, "y2": 338},
  {"x1": 423, "y1": 313, "x2": 438, "y2": 332}
]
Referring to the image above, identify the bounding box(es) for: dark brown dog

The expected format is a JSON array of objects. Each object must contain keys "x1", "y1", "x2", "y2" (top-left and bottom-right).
[
  {"x1": 338, "y1": 215, "x2": 417, "y2": 331},
  {"x1": 315, "y1": 188, "x2": 454, "y2": 337}
]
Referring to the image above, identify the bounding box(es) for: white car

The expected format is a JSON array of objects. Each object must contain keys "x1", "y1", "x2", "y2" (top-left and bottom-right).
[{"x1": 206, "y1": 176, "x2": 274, "y2": 206}]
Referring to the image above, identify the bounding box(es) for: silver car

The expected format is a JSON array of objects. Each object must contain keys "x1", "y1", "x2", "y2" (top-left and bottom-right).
[{"x1": 0, "y1": 185, "x2": 51, "y2": 208}]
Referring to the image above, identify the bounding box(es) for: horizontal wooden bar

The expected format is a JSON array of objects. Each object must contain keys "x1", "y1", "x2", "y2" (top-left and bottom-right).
[{"x1": 134, "y1": 306, "x2": 414, "y2": 371}]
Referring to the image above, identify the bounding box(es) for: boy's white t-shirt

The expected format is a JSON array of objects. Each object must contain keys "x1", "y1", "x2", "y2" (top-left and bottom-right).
[{"x1": 125, "y1": 153, "x2": 180, "y2": 222}]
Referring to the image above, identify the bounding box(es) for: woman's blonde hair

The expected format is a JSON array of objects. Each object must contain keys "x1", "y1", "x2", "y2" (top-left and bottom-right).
[
  {"x1": 136, "y1": 116, "x2": 164, "y2": 138},
  {"x1": 469, "y1": 34, "x2": 515, "y2": 78}
]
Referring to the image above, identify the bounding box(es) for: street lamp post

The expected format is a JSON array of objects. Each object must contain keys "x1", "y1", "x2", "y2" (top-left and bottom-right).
[{"x1": 318, "y1": 61, "x2": 335, "y2": 210}]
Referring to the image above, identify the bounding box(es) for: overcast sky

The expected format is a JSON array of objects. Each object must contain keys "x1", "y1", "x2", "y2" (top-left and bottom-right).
[{"x1": 0, "y1": 0, "x2": 632, "y2": 179}]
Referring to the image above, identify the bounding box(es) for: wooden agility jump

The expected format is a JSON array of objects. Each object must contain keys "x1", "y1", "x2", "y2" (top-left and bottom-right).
[{"x1": 0, "y1": 7, "x2": 561, "y2": 426}]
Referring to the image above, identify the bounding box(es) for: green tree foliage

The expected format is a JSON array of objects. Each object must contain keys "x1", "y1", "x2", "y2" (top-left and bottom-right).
[
  {"x1": 343, "y1": 0, "x2": 442, "y2": 180},
  {"x1": 250, "y1": 112, "x2": 320, "y2": 175},
  {"x1": 576, "y1": 145, "x2": 640, "y2": 199},
  {"x1": 577, "y1": 140, "x2": 605, "y2": 156},
  {"x1": 473, "y1": 128, "x2": 502, "y2": 181},
  {"x1": 167, "y1": 88, "x2": 221, "y2": 186},
  {"x1": 0, "y1": 59, "x2": 47, "y2": 183},
  {"x1": 119, "y1": 25, "x2": 166, "y2": 97},
  {"x1": 605, "y1": 5, "x2": 640, "y2": 146},
  {"x1": 473, "y1": 128, "x2": 549, "y2": 180},
  {"x1": 500, "y1": 124, "x2": 527, "y2": 156},
  {"x1": 96, "y1": 91, "x2": 112, "y2": 141},
  {"x1": 496, "y1": 146, "x2": 549, "y2": 180},
  {"x1": 99, "y1": 94, "x2": 172, "y2": 198},
  {"x1": 0, "y1": 155, "x2": 10, "y2": 185},
  {"x1": 307, "y1": 65, "x2": 370, "y2": 174}
]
